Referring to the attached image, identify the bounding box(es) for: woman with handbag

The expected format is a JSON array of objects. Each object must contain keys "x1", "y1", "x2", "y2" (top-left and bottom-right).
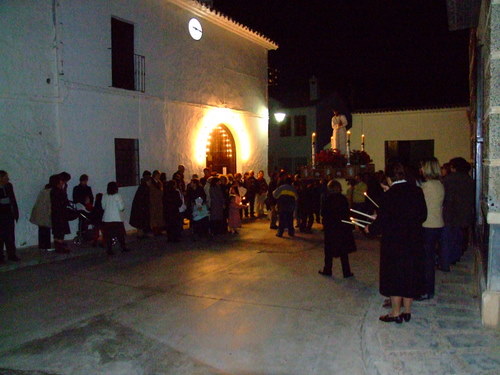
[{"x1": 30, "y1": 180, "x2": 53, "y2": 251}]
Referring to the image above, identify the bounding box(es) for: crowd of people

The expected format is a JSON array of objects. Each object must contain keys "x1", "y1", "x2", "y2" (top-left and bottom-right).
[
  {"x1": 363, "y1": 157, "x2": 474, "y2": 324},
  {"x1": 0, "y1": 156, "x2": 475, "y2": 326}
]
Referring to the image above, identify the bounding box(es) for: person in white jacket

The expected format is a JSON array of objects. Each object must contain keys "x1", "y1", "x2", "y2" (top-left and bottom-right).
[{"x1": 101, "y1": 182, "x2": 128, "y2": 255}]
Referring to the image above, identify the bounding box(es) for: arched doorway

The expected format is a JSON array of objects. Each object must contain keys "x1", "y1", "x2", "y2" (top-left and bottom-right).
[{"x1": 206, "y1": 124, "x2": 237, "y2": 174}]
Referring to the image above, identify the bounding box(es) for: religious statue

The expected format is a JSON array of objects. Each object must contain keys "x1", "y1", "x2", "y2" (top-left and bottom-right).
[{"x1": 331, "y1": 109, "x2": 348, "y2": 154}]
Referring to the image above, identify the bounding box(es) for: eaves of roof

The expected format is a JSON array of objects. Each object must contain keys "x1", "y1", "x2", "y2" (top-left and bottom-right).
[
  {"x1": 352, "y1": 104, "x2": 468, "y2": 114},
  {"x1": 167, "y1": 0, "x2": 279, "y2": 50}
]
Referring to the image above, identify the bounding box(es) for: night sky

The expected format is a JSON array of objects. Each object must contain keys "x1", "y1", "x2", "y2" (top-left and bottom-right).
[{"x1": 212, "y1": 0, "x2": 470, "y2": 110}]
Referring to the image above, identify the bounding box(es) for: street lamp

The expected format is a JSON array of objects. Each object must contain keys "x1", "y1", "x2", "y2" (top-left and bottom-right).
[{"x1": 274, "y1": 112, "x2": 286, "y2": 123}]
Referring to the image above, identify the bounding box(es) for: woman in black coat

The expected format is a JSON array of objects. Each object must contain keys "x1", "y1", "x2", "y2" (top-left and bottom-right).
[
  {"x1": 366, "y1": 163, "x2": 427, "y2": 323},
  {"x1": 129, "y1": 177, "x2": 151, "y2": 238},
  {"x1": 319, "y1": 179, "x2": 356, "y2": 278},
  {"x1": 50, "y1": 174, "x2": 71, "y2": 253},
  {"x1": 163, "y1": 180, "x2": 182, "y2": 242}
]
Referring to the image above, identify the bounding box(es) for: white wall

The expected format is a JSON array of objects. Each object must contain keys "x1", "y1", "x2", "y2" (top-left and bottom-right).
[
  {"x1": 0, "y1": 0, "x2": 271, "y2": 247},
  {"x1": 351, "y1": 107, "x2": 470, "y2": 170}
]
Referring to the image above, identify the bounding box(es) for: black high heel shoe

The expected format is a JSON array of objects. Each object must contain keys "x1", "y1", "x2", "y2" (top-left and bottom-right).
[
  {"x1": 318, "y1": 269, "x2": 332, "y2": 276},
  {"x1": 401, "y1": 313, "x2": 411, "y2": 322},
  {"x1": 379, "y1": 314, "x2": 403, "y2": 324}
]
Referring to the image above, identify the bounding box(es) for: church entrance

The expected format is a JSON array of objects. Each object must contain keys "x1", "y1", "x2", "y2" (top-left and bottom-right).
[{"x1": 206, "y1": 124, "x2": 237, "y2": 174}]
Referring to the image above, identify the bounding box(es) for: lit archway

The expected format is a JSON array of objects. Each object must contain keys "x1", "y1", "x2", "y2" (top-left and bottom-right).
[{"x1": 206, "y1": 124, "x2": 237, "y2": 174}]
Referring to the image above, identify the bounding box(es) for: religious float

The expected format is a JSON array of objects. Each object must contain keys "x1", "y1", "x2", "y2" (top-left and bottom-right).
[{"x1": 300, "y1": 131, "x2": 375, "y2": 179}]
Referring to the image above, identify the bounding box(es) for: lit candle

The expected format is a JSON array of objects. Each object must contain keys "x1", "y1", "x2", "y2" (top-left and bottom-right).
[
  {"x1": 361, "y1": 134, "x2": 365, "y2": 151},
  {"x1": 311, "y1": 132, "x2": 316, "y2": 168},
  {"x1": 346, "y1": 130, "x2": 351, "y2": 164},
  {"x1": 350, "y1": 208, "x2": 376, "y2": 220},
  {"x1": 364, "y1": 192, "x2": 379, "y2": 208}
]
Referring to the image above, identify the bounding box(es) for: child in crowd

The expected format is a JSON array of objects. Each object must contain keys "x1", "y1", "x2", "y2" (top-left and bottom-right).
[
  {"x1": 101, "y1": 182, "x2": 128, "y2": 255},
  {"x1": 191, "y1": 196, "x2": 210, "y2": 239},
  {"x1": 228, "y1": 194, "x2": 246, "y2": 234},
  {"x1": 90, "y1": 193, "x2": 104, "y2": 247}
]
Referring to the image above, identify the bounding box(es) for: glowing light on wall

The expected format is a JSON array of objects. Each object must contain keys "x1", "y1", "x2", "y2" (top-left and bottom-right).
[
  {"x1": 257, "y1": 106, "x2": 269, "y2": 136},
  {"x1": 274, "y1": 112, "x2": 286, "y2": 123},
  {"x1": 194, "y1": 107, "x2": 251, "y2": 165}
]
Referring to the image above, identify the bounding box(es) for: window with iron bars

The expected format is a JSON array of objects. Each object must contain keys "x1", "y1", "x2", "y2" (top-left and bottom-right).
[{"x1": 111, "y1": 17, "x2": 145, "y2": 93}]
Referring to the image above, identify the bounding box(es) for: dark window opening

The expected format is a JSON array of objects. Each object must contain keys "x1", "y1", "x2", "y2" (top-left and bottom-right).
[
  {"x1": 385, "y1": 139, "x2": 434, "y2": 170},
  {"x1": 279, "y1": 117, "x2": 292, "y2": 137},
  {"x1": 115, "y1": 138, "x2": 140, "y2": 187},
  {"x1": 294, "y1": 115, "x2": 307, "y2": 136},
  {"x1": 111, "y1": 18, "x2": 135, "y2": 90}
]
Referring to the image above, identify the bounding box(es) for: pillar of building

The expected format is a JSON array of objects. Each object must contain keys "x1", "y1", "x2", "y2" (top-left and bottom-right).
[{"x1": 478, "y1": 0, "x2": 500, "y2": 328}]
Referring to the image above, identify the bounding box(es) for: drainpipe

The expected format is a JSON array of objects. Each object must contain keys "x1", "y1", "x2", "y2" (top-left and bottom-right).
[{"x1": 475, "y1": 42, "x2": 484, "y2": 230}]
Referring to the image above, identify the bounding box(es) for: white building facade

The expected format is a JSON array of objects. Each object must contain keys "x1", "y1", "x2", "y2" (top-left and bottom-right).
[
  {"x1": 0, "y1": 0, "x2": 277, "y2": 247},
  {"x1": 351, "y1": 107, "x2": 470, "y2": 171}
]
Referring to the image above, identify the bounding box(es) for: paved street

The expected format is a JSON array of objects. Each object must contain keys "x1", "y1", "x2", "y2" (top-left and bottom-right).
[{"x1": 0, "y1": 220, "x2": 499, "y2": 375}]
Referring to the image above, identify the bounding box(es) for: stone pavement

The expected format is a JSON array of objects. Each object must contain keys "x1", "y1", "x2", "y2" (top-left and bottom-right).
[{"x1": 0, "y1": 219, "x2": 499, "y2": 375}]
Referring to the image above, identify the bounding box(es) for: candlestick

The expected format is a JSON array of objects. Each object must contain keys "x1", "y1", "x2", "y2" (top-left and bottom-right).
[
  {"x1": 311, "y1": 132, "x2": 316, "y2": 168},
  {"x1": 363, "y1": 192, "x2": 380, "y2": 208},
  {"x1": 346, "y1": 130, "x2": 351, "y2": 164},
  {"x1": 350, "y1": 208, "x2": 375, "y2": 220},
  {"x1": 342, "y1": 219, "x2": 365, "y2": 228},
  {"x1": 350, "y1": 217, "x2": 372, "y2": 225},
  {"x1": 361, "y1": 134, "x2": 365, "y2": 152}
]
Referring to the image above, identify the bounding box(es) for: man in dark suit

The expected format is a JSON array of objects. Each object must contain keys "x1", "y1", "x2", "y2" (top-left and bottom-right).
[{"x1": 0, "y1": 170, "x2": 20, "y2": 263}]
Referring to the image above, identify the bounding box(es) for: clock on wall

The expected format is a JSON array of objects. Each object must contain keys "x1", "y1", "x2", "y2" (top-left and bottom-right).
[{"x1": 188, "y1": 18, "x2": 203, "y2": 40}]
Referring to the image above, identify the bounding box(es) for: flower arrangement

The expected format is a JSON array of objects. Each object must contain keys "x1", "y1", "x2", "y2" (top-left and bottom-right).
[
  {"x1": 316, "y1": 149, "x2": 372, "y2": 168},
  {"x1": 349, "y1": 150, "x2": 372, "y2": 165},
  {"x1": 316, "y1": 149, "x2": 347, "y2": 168}
]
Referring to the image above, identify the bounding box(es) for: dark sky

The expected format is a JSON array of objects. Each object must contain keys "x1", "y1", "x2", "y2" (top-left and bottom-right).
[{"x1": 212, "y1": 0, "x2": 470, "y2": 110}]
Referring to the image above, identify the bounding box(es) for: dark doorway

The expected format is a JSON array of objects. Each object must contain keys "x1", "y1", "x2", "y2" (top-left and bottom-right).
[
  {"x1": 206, "y1": 124, "x2": 237, "y2": 174},
  {"x1": 385, "y1": 140, "x2": 434, "y2": 169},
  {"x1": 111, "y1": 17, "x2": 135, "y2": 90}
]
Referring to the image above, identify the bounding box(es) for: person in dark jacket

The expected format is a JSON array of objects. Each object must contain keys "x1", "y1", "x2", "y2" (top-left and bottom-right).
[
  {"x1": 163, "y1": 180, "x2": 183, "y2": 242},
  {"x1": 73, "y1": 174, "x2": 94, "y2": 236},
  {"x1": 172, "y1": 165, "x2": 186, "y2": 194},
  {"x1": 273, "y1": 176, "x2": 298, "y2": 237},
  {"x1": 129, "y1": 176, "x2": 152, "y2": 238},
  {"x1": 440, "y1": 157, "x2": 474, "y2": 271},
  {"x1": 90, "y1": 193, "x2": 104, "y2": 247},
  {"x1": 244, "y1": 170, "x2": 258, "y2": 218},
  {"x1": 319, "y1": 179, "x2": 356, "y2": 278},
  {"x1": 267, "y1": 172, "x2": 279, "y2": 229},
  {"x1": 297, "y1": 180, "x2": 315, "y2": 233},
  {"x1": 50, "y1": 174, "x2": 71, "y2": 253},
  {"x1": 366, "y1": 162, "x2": 427, "y2": 324},
  {"x1": 208, "y1": 177, "x2": 225, "y2": 235},
  {"x1": 72, "y1": 174, "x2": 94, "y2": 206},
  {"x1": 0, "y1": 171, "x2": 20, "y2": 262}
]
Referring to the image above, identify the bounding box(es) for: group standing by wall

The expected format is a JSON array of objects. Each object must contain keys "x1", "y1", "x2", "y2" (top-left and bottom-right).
[{"x1": 0, "y1": 156, "x2": 476, "y2": 327}]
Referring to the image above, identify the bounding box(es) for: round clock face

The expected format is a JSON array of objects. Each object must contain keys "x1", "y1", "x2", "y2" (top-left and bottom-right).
[{"x1": 188, "y1": 18, "x2": 203, "y2": 40}]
